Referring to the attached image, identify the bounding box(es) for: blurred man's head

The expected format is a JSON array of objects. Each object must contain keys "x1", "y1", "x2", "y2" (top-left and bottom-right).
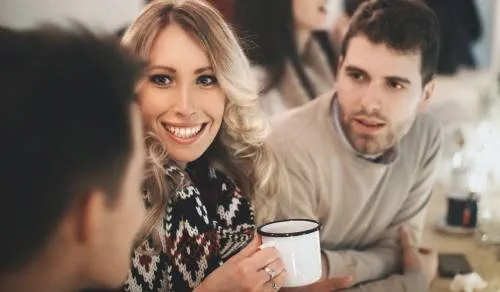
[
  {"x1": 336, "y1": 0, "x2": 440, "y2": 155},
  {"x1": 0, "y1": 26, "x2": 145, "y2": 290}
]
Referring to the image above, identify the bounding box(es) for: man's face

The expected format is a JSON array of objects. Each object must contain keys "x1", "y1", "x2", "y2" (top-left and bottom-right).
[{"x1": 336, "y1": 35, "x2": 434, "y2": 155}]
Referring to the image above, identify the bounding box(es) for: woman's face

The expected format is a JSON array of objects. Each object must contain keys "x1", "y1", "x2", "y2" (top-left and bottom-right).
[
  {"x1": 137, "y1": 23, "x2": 225, "y2": 166},
  {"x1": 293, "y1": 0, "x2": 329, "y2": 32}
]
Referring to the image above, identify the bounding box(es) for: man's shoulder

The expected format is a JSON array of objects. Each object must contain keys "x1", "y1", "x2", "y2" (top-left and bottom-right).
[
  {"x1": 400, "y1": 112, "x2": 443, "y2": 162},
  {"x1": 408, "y1": 112, "x2": 442, "y2": 146}
]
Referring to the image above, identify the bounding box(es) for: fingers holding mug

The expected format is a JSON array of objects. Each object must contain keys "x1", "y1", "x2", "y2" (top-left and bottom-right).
[
  {"x1": 263, "y1": 270, "x2": 288, "y2": 292},
  {"x1": 249, "y1": 245, "x2": 281, "y2": 270},
  {"x1": 260, "y1": 258, "x2": 285, "y2": 284}
]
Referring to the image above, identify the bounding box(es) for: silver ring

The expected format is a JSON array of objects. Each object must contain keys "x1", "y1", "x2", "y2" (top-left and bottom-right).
[
  {"x1": 272, "y1": 281, "x2": 279, "y2": 290},
  {"x1": 264, "y1": 266, "x2": 276, "y2": 281}
]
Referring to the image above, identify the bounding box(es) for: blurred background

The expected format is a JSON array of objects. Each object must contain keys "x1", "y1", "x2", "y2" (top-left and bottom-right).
[
  {"x1": 1, "y1": 0, "x2": 499, "y2": 291},
  {"x1": 1, "y1": 0, "x2": 497, "y2": 69}
]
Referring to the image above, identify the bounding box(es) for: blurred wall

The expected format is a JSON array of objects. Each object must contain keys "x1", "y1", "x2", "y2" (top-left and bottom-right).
[
  {"x1": 0, "y1": 0, "x2": 497, "y2": 69},
  {"x1": 473, "y1": 0, "x2": 495, "y2": 69},
  {"x1": 493, "y1": 0, "x2": 500, "y2": 70},
  {"x1": 0, "y1": 0, "x2": 143, "y2": 33}
]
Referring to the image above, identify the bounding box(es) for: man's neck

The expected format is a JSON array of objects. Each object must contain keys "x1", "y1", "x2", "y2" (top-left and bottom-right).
[{"x1": 0, "y1": 256, "x2": 80, "y2": 292}]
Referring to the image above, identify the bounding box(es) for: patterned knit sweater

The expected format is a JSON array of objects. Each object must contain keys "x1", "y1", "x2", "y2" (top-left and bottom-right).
[{"x1": 123, "y1": 159, "x2": 255, "y2": 292}]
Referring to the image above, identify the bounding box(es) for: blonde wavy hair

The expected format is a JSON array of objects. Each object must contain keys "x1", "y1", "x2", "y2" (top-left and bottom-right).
[{"x1": 122, "y1": 0, "x2": 284, "y2": 244}]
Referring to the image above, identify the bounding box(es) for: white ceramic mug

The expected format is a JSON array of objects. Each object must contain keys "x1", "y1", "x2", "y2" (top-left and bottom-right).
[{"x1": 258, "y1": 219, "x2": 322, "y2": 287}]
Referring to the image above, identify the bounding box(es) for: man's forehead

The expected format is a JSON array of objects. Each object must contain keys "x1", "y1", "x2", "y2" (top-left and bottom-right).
[{"x1": 343, "y1": 36, "x2": 422, "y2": 81}]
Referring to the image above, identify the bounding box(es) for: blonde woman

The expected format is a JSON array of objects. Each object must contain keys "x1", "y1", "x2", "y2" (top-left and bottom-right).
[
  {"x1": 120, "y1": 0, "x2": 286, "y2": 291},
  {"x1": 119, "y1": 1, "x2": 351, "y2": 291}
]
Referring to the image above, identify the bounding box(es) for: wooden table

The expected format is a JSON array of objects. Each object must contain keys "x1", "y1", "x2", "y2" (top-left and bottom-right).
[{"x1": 423, "y1": 184, "x2": 500, "y2": 292}]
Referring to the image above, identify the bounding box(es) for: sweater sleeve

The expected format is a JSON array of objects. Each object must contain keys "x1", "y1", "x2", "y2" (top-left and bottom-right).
[{"x1": 322, "y1": 125, "x2": 442, "y2": 288}]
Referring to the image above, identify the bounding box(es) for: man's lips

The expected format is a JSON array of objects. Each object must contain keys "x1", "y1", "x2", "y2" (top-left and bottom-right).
[
  {"x1": 350, "y1": 116, "x2": 387, "y2": 134},
  {"x1": 353, "y1": 117, "x2": 386, "y2": 127}
]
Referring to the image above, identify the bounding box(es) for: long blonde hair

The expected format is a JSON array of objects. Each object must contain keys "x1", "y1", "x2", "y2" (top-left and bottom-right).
[{"x1": 122, "y1": 0, "x2": 284, "y2": 244}]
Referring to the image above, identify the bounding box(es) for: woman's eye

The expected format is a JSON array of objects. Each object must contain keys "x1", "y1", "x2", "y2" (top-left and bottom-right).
[
  {"x1": 149, "y1": 74, "x2": 172, "y2": 86},
  {"x1": 197, "y1": 75, "x2": 218, "y2": 87}
]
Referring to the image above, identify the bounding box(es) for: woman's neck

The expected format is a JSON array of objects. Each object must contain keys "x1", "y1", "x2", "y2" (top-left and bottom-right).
[
  {"x1": 296, "y1": 28, "x2": 312, "y2": 55},
  {"x1": 175, "y1": 160, "x2": 187, "y2": 169}
]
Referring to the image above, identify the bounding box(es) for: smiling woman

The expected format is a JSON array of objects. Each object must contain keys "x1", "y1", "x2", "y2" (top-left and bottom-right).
[{"x1": 120, "y1": 0, "x2": 287, "y2": 291}]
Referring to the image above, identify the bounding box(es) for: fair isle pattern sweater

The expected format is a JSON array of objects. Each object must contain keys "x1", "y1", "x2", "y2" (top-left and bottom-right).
[{"x1": 123, "y1": 161, "x2": 255, "y2": 292}]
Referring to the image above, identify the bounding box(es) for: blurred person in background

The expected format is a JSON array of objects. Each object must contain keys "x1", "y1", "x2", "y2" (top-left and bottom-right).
[
  {"x1": 423, "y1": 0, "x2": 482, "y2": 75},
  {"x1": 331, "y1": 0, "x2": 368, "y2": 51},
  {"x1": 0, "y1": 26, "x2": 145, "y2": 292},
  {"x1": 234, "y1": 0, "x2": 337, "y2": 116}
]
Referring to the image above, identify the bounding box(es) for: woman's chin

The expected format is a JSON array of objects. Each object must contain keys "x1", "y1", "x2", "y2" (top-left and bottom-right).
[{"x1": 168, "y1": 150, "x2": 205, "y2": 166}]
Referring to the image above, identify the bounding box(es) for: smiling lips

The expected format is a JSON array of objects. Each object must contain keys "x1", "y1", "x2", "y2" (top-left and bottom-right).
[{"x1": 162, "y1": 122, "x2": 207, "y2": 144}]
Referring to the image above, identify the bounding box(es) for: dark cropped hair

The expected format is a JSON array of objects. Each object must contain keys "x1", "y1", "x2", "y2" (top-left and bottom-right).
[
  {"x1": 340, "y1": 0, "x2": 440, "y2": 85},
  {"x1": 0, "y1": 25, "x2": 143, "y2": 272},
  {"x1": 234, "y1": 0, "x2": 337, "y2": 99}
]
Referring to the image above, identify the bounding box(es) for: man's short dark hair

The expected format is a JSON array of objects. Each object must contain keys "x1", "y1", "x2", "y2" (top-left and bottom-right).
[
  {"x1": 0, "y1": 25, "x2": 143, "y2": 272},
  {"x1": 340, "y1": 0, "x2": 440, "y2": 85}
]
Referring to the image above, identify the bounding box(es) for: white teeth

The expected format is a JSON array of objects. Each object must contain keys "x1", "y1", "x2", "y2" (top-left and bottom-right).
[{"x1": 166, "y1": 125, "x2": 203, "y2": 139}]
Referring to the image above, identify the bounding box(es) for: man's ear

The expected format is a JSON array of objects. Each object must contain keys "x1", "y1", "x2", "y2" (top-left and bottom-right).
[
  {"x1": 419, "y1": 78, "x2": 436, "y2": 111},
  {"x1": 76, "y1": 190, "x2": 108, "y2": 245}
]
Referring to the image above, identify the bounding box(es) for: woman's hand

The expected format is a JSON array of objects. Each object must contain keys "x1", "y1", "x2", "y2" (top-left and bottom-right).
[{"x1": 195, "y1": 235, "x2": 286, "y2": 292}]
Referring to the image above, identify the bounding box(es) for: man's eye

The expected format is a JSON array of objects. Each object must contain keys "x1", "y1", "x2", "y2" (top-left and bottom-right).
[
  {"x1": 388, "y1": 80, "x2": 404, "y2": 89},
  {"x1": 348, "y1": 72, "x2": 365, "y2": 81}
]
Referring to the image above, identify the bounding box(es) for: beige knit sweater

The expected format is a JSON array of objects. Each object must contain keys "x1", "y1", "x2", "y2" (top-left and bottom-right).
[{"x1": 269, "y1": 92, "x2": 442, "y2": 291}]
